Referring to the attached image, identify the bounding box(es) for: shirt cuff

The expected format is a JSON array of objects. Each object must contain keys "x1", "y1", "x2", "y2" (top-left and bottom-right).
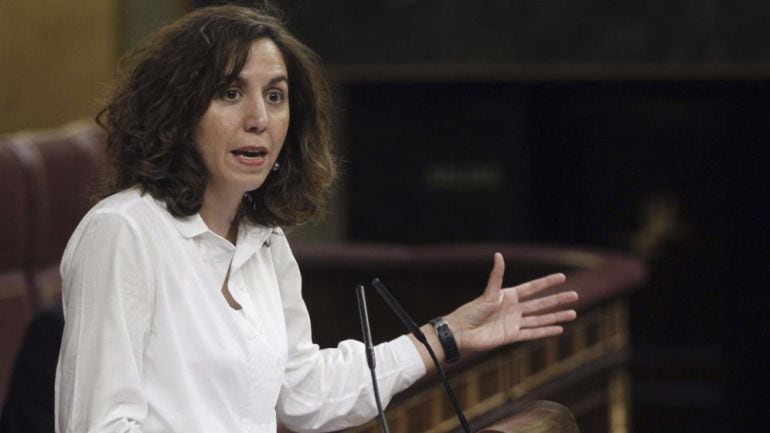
[{"x1": 386, "y1": 334, "x2": 427, "y2": 387}]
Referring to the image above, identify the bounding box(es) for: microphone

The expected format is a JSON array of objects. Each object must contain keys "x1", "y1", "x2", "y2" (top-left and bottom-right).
[
  {"x1": 356, "y1": 285, "x2": 390, "y2": 433},
  {"x1": 370, "y1": 278, "x2": 473, "y2": 433}
]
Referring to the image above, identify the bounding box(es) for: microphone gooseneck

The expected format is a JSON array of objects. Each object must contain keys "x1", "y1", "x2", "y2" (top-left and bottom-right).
[
  {"x1": 370, "y1": 278, "x2": 473, "y2": 433},
  {"x1": 356, "y1": 285, "x2": 390, "y2": 433}
]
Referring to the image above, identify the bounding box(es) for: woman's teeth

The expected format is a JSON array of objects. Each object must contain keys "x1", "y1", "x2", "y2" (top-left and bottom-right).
[{"x1": 232, "y1": 149, "x2": 266, "y2": 158}]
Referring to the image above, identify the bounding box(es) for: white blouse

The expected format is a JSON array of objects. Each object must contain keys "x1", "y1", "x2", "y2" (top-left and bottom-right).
[{"x1": 55, "y1": 188, "x2": 425, "y2": 433}]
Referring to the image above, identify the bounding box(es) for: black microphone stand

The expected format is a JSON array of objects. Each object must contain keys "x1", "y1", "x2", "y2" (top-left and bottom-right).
[
  {"x1": 370, "y1": 278, "x2": 473, "y2": 433},
  {"x1": 356, "y1": 285, "x2": 390, "y2": 433}
]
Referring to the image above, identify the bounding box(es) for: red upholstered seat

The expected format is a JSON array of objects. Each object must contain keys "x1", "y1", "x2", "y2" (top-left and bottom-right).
[
  {"x1": 0, "y1": 121, "x2": 105, "y2": 402},
  {"x1": 0, "y1": 138, "x2": 34, "y2": 402},
  {"x1": 12, "y1": 122, "x2": 106, "y2": 307}
]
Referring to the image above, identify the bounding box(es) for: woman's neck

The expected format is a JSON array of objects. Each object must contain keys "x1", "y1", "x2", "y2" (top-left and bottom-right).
[{"x1": 200, "y1": 188, "x2": 242, "y2": 244}]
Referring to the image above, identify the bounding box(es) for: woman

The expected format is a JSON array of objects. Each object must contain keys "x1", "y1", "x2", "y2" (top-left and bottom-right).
[{"x1": 55, "y1": 5, "x2": 578, "y2": 433}]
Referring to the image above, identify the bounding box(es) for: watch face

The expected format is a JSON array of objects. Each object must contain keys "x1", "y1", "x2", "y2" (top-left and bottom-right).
[{"x1": 432, "y1": 317, "x2": 448, "y2": 328}]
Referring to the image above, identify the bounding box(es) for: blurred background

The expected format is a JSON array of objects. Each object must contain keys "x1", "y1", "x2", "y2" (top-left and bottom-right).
[{"x1": 1, "y1": 1, "x2": 768, "y2": 432}]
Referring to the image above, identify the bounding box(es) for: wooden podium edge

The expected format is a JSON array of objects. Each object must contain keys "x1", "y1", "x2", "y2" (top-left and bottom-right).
[{"x1": 477, "y1": 400, "x2": 579, "y2": 433}]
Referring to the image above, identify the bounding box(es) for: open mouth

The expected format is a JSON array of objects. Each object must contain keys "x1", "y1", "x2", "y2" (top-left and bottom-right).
[{"x1": 231, "y1": 148, "x2": 267, "y2": 159}]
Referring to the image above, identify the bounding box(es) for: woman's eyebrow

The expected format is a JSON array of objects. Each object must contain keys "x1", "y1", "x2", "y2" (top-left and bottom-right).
[
  {"x1": 268, "y1": 75, "x2": 289, "y2": 86},
  {"x1": 230, "y1": 74, "x2": 288, "y2": 88}
]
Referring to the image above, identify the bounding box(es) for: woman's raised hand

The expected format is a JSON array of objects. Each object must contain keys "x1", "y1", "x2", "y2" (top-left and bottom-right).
[{"x1": 445, "y1": 252, "x2": 579, "y2": 354}]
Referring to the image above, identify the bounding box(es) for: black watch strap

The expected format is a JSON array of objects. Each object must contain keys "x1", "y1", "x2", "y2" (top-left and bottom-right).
[{"x1": 430, "y1": 317, "x2": 460, "y2": 363}]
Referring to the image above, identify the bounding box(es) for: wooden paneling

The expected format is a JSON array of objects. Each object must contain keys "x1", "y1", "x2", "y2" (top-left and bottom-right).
[
  {"x1": 344, "y1": 302, "x2": 631, "y2": 433},
  {"x1": 0, "y1": 0, "x2": 120, "y2": 133}
]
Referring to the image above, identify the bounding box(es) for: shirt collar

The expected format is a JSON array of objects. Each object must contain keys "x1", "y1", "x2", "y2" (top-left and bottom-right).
[
  {"x1": 239, "y1": 223, "x2": 276, "y2": 245},
  {"x1": 169, "y1": 213, "x2": 209, "y2": 239},
  {"x1": 155, "y1": 196, "x2": 276, "y2": 266},
  {"x1": 168, "y1": 211, "x2": 275, "y2": 244},
  {"x1": 232, "y1": 224, "x2": 276, "y2": 271}
]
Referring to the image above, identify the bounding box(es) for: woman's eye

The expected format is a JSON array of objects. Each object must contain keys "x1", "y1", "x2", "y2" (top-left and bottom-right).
[
  {"x1": 266, "y1": 90, "x2": 284, "y2": 104},
  {"x1": 223, "y1": 89, "x2": 241, "y2": 101}
]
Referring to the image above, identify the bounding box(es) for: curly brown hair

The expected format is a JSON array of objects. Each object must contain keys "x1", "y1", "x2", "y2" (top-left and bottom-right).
[{"x1": 97, "y1": 4, "x2": 336, "y2": 227}]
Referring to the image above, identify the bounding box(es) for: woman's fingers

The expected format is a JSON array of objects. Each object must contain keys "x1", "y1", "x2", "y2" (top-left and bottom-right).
[
  {"x1": 515, "y1": 326, "x2": 565, "y2": 342},
  {"x1": 510, "y1": 273, "x2": 567, "y2": 299},
  {"x1": 519, "y1": 290, "x2": 579, "y2": 315},
  {"x1": 482, "y1": 252, "x2": 506, "y2": 300},
  {"x1": 520, "y1": 309, "x2": 577, "y2": 328}
]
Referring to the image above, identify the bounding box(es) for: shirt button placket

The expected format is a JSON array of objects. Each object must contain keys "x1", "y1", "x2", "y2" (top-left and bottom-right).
[{"x1": 239, "y1": 316, "x2": 260, "y2": 408}]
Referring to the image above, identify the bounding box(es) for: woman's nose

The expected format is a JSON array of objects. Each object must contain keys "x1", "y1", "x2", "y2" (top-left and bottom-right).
[{"x1": 244, "y1": 95, "x2": 269, "y2": 133}]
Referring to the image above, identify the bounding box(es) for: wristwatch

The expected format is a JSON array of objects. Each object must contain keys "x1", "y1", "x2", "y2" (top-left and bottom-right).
[{"x1": 430, "y1": 316, "x2": 460, "y2": 363}]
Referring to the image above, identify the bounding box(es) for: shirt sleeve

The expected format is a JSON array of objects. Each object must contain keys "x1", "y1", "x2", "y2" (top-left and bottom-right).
[
  {"x1": 56, "y1": 210, "x2": 154, "y2": 433},
  {"x1": 270, "y1": 232, "x2": 426, "y2": 433}
]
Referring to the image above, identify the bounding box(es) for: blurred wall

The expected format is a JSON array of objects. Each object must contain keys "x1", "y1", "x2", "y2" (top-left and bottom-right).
[
  {"x1": 0, "y1": 0, "x2": 185, "y2": 135},
  {"x1": 119, "y1": 0, "x2": 186, "y2": 53},
  {"x1": 0, "y1": 1, "x2": 119, "y2": 134},
  {"x1": 282, "y1": 0, "x2": 770, "y2": 64}
]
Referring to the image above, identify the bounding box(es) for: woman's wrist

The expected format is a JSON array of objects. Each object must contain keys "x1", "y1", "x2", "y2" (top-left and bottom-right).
[
  {"x1": 408, "y1": 324, "x2": 442, "y2": 371},
  {"x1": 443, "y1": 312, "x2": 465, "y2": 354},
  {"x1": 407, "y1": 313, "x2": 466, "y2": 371},
  {"x1": 430, "y1": 316, "x2": 461, "y2": 363}
]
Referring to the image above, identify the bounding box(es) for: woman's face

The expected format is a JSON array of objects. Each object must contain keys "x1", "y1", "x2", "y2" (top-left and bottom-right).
[{"x1": 194, "y1": 38, "x2": 290, "y2": 204}]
